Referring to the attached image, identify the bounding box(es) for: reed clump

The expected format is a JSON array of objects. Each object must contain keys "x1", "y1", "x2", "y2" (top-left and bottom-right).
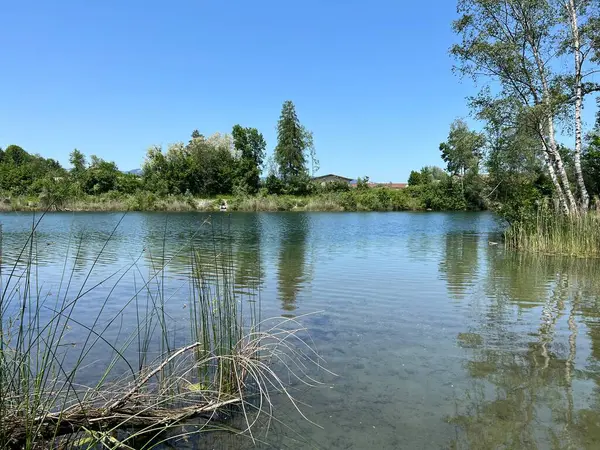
[
  {"x1": 505, "y1": 205, "x2": 600, "y2": 257},
  {"x1": 0, "y1": 214, "x2": 327, "y2": 449}
]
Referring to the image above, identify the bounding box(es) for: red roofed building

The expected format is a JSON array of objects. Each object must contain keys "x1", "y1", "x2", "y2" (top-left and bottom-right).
[{"x1": 364, "y1": 182, "x2": 407, "y2": 189}]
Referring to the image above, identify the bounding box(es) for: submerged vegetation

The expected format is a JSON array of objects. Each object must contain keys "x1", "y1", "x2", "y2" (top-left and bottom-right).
[{"x1": 0, "y1": 214, "x2": 327, "y2": 448}]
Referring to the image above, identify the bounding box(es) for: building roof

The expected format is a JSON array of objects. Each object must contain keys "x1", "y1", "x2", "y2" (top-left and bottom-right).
[{"x1": 312, "y1": 174, "x2": 353, "y2": 182}]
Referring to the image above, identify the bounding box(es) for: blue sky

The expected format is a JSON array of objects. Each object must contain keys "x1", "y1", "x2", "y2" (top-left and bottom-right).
[{"x1": 0, "y1": 0, "x2": 566, "y2": 182}]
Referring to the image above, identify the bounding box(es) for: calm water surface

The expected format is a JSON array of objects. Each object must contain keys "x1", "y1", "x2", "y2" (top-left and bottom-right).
[{"x1": 1, "y1": 211, "x2": 600, "y2": 449}]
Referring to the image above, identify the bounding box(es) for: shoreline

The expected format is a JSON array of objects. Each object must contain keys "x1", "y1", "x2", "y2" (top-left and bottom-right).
[{"x1": 0, "y1": 192, "x2": 479, "y2": 213}]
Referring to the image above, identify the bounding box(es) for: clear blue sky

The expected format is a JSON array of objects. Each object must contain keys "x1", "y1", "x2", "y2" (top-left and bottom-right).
[{"x1": 2, "y1": 1, "x2": 485, "y2": 182}]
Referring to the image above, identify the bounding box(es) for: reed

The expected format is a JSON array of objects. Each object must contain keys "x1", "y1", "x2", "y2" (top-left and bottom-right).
[
  {"x1": 0, "y1": 213, "x2": 327, "y2": 449},
  {"x1": 505, "y1": 206, "x2": 600, "y2": 257}
]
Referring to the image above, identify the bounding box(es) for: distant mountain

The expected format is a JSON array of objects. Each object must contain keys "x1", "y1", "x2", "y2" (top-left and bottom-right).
[{"x1": 126, "y1": 169, "x2": 142, "y2": 176}]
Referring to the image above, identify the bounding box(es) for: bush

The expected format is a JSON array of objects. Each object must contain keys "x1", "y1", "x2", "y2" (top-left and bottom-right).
[
  {"x1": 265, "y1": 174, "x2": 284, "y2": 195},
  {"x1": 127, "y1": 191, "x2": 157, "y2": 211},
  {"x1": 284, "y1": 174, "x2": 314, "y2": 196},
  {"x1": 315, "y1": 180, "x2": 351, "y2": 193},
  {"x1": 420, "y1": 179, "x2": 466, "y2": 211}
]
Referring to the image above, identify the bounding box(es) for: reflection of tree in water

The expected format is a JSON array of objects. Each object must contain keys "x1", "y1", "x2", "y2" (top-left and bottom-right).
[
  {"x1": 141, "y1": 215, "x2": 209, "y2": 276},
  {"x1": 484, "y1": 251, "x2": 553, "y2": 309},
  {"x1": 277, "y1": 214, "x2": 309, "y2": 314},
  {"x1": 448, "y1": 255, "x2": 600, "y2": 449},
  {"x1": 406, "y1": 232, "x2": 442, "y2": 263},
  {"x1": 233, "y1": 214, "x2": 263, "y2": 296},
  {"x1": 439, "y1": 233, "x2": 480, "y2": 299},
  {"x1": 139, "y1": 215, "x2": 244, "y2": 285},
  {"x1": 138, "y1": 214, "x2": 264, "y2": 298}
]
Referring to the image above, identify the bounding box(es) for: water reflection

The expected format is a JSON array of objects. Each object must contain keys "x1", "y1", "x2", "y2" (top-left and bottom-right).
[
  {"x1": 233, "y1": 214, "x2": 263, "y2": 295},
  {"x1": 277, "y1": 214, "x2": 309, "y2": 314},
  {"x1": 2, "y1": 211, "x2": 600, "y2": 449},
  {"x1": 439, "y1": 232, "x2": 480, "y2": 299},
  {"x1": 448, "y1": 255, "x2": 600, "y2": 449}
]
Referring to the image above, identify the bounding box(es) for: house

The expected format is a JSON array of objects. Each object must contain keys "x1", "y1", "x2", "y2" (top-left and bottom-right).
[{"x1": 312, "y1": 174, "x2": 353, "y2": 185}]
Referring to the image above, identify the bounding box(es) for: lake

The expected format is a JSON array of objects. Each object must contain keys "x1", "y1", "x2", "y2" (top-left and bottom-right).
[{"x1": 1, "y1": 211, "x2": 600, "y2": 449}]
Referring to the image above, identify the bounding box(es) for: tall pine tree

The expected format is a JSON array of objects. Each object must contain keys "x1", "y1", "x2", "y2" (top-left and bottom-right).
[{"x1": 274, "y1": 101, "x2": 309, "y2": 184}]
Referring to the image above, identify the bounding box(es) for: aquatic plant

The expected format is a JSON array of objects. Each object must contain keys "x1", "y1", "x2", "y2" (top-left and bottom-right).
[
  {"x1": 0, "y1": 213, "x2": 327, "y2": 449},
  {"x1": 504, "y1": 205, "x2": 600, "y2": 257}
]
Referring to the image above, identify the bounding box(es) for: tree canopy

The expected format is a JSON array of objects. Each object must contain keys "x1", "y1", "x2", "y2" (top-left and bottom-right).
[{"x1": 451, "y1": 0, "x2": 600, "y2": 214}]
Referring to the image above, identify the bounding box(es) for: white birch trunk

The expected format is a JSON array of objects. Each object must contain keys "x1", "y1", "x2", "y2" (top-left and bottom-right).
[
  {"x1": 566, "y1": 0, "x2": 590, "y2": 212},
  {"x1": 540, "y1": 124, "x2": 571, "y2": 215},
  {"x1": 546, "y1": 116, "x2": 577, "y2": 212},
  {"x1": 531, "y1": 43, "x2": 578, "y2": 213}
]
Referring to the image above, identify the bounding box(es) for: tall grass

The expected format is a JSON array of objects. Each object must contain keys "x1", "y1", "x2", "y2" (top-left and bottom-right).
[
  {"x1": 505, "y1": 207, "x2": 600, "y2": 257},
  {"x1": 2, "y1": 188, "x2": 428, "y2": 213},
  {"x1": 0, "y1": 213, "x2": 327, "y2": 449}
]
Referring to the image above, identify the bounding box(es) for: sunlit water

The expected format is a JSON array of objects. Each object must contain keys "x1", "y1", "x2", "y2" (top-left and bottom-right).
[{"x1": 1, "y1": 211, "x2": 600, "y2": 449}]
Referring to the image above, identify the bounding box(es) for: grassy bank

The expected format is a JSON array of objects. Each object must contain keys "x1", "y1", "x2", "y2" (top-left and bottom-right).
[
  {"x1": 0, "y1": 216, "x2": 324, "y2": 448},
  {"x1": 505, "y1": 209, "x2": 600, "y2": 257},
  {"x1": 0, "y1": 185, "x2": 474, "y2": 213}
]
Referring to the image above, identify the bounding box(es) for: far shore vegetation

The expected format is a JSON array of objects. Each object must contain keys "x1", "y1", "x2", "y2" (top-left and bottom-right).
[{"x1": 0, "y1": 100, "x2": 492, "y2": 214}]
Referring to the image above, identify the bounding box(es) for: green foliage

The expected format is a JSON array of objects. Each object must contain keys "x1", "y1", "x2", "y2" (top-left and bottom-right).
[
  {"x1": 83, "y1": 156, "x2": 120, "y2": 194},
  {"x1": 436, "y1": 120, "x2": 487, "y2": 209},
  {"x1": 0, "y1": 145, "x2": 67, "y2": 196},
  {"x1": 449, "y1": 0, "x2": 600, "y2": 215},
  {"x1": 285, "y1": 173, "x2": 314, "y2": 196},
  {"x1": 115, "y1": 172, "x2": 142, "y2": 195},
  {"x1": 4, "y1": 145, "x2": 29, "y2": 165},
  {"x1": 584, "y1": 133, "x2": 600, "y2": 198},
  {"x1": 275, "y1": 100, "x2": 307, "y2": 182},
  {"x1": 505, "y1": 203, "x2": 600, "y2": 257},
  {"x1": 273, "y1": 101, "x2": 316, "y2": 193},
  {"x1": 316, "y1": 180, "x2": 351, "y2": 193},
  {"x1": 406, "y1": 164, "x2": 485, "y2": 211},
  {"x1": 127, "y1": 191, "x2": 158, "y2": 211},
  {"x1": 481, "y1": 102, "x2": 555, "y2": 223},
  {"x1": 69, "y1": 149, "x2": 86, "y2": 175},
  {"x1": 355, "y1": 176, "x2": 370, "y2": 190},
  {"x1": 419, "y1": 178, "x2": 468, "y2": 211},
  {"x1": 265, "y1": 174, "x2": 284, "y2": 195},
  {"x1": 232, "y1": 125, "x2": 266, "y2": 195},
  {"x1": 408, "y1": 170, "x2": 422, "y2": 186},
  {"x1": 419, "y1": 166, "x2": 447, "y2": 184},
  {"x1": 67, "y1": 150, "x2": 135, "y2": 196},
  {"x1": 339, "y1": 187, "x2": 417, "y2": 211},
  {"x1": 142, "y1": 133, "x2": 236, "y2": 197},
  {"x1": 439, "y1": 119, "x2": 484, "y2": 176}
]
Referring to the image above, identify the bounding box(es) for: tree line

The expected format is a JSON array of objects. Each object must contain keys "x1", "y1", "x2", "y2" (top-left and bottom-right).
[
  {"x1": 0, "y1": 100, "x2": 319, "y2": 200},
  {"x1": 407, "y1": 112, "x2": 600, "y2": 220}
]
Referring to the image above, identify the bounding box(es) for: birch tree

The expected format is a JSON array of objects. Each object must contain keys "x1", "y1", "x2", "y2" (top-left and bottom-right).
[
  {"x1": 452, "y1": 0, "x2": 577, "y2": 214},
  {"x1": 555, "y1": 0, "x2": 600, "y2": 211}
]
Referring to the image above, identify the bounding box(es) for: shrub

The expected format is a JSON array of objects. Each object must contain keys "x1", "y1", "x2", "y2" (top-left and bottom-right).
[
  {"x1": 265, "y1": 174, "x2": 284, "y2": 195},
  {"x1": 316, "y1": 180, "x2": 351, "y2": 193},
  {"x1": 127, "y1": 191, "x2": 157, "y2": 211}
]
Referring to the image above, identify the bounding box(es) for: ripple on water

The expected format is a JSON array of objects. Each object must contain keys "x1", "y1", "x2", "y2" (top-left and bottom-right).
[{"x1": 1, "y1": 211, "x2": 600, "y2": 449}]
